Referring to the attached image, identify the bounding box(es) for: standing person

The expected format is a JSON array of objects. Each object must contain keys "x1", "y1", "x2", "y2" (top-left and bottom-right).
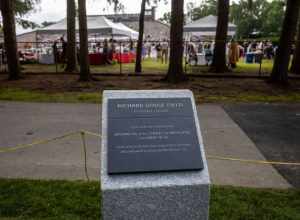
[
  {"x1": 251, "y1": 40, "x2": 257, "y2": 52},
  {"x1": 0, "y1": 43, "x2": 3, "y2": 68},
  {"x1": 204, "y1": 43, "x2": 213, "y2": 66},
  {"x1": 228, "y1": 39, "x2": 240, "y2": 69},
  {"x1": 188, "y1": 43, "x2": 197, "y2": 65},
  {"x1": 161, "y1": 39, "x2": 169, "y2": 64},
  {"x1": 142, "y1": 42, "x2": 147, "y2": 59},
  {"x1": 238, "y1": 44, "x2": 245, "y2": 58},
  {"x1": 198, "y1": 42, "x2": 203, "y2": 54},
  {"x1": 129, "y1": 38, "x2": 134, "y2": 53},
  {"x1": 111, "y1": 39, "x2": 117, "y2": 54},
  {"x1": 155, "y1": 43, "x2": 162, "y2": 62},
  {"x1": 103, "y1": 39, "x2": 112, "y2": 65},
  {"x1": 60, "y1": 36, "x2": 67, "y2": 68},
  {"x1": 145, "y1": 41, "x2": 151, "y2": 58},
  {"x1": 108, "y1": 39, "x2": 115, "y2": 62},
  {"x1": 266, "y1": 41, "x2": 274, "y2": 59},
  {"x1": 52, "y1": 41, "x2": 58, "y2": 64}
]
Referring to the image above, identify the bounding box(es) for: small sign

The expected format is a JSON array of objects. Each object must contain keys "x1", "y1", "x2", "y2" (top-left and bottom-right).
[{"x1": 107, "y1": 98, "x2": 204, "y2": 174}]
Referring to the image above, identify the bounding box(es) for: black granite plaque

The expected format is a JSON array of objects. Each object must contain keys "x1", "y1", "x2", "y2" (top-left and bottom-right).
[{"x1": 107, "y1": 98, "x2": 204, "y2": 174}]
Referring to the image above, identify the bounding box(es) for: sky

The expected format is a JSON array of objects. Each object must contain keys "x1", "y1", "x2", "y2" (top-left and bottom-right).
[
  {"x1": 17, "y1": 0, "x2": 204, "y2": 34},
  {"x1": 16, "y1": 0, "x2": 254, "y2": 34}
]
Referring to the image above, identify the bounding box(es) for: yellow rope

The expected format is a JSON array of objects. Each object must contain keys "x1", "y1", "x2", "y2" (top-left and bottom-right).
[
  {"x1": 1, "y1": 130, "x2": 299, "y2": 167},
  {"x1": 207, "y1": 155, "x2": 300, "y2": 166},
  {"x1": 81, "y1": 130, "x2": 102, "y2": 138},
  {"x1": 0, "y1": 131, "x2": 80, "y2": 153}
]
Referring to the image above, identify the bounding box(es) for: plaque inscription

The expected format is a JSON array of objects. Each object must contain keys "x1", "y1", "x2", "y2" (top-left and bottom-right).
[{"x1": 107, "y1": 98, "x2": 204, "y2": 174}]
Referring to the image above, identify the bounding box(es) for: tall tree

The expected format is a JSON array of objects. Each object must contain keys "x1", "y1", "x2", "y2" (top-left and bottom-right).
[
  {"x1": 135, "y1": 0, "x2": 147, "y2": 74},
  {"x1": 0, "y1": 0, "x2": 21, "y2": 80},
  {"x1": 211, "y1": 0, "x2": 229, "y2": 73},
  {"x1": 107, "y1": 0, "x2": 124, "y2": 12},
  {"x1": 158, "y1": 12, "x2": 171, "y2": 24},
  {"x1": 230, "y1": 0, "x2": 284, "y2": 38},
  {"x1": 165, "y1": 0, "x2": 186, "y2": 83},
  {"x1": 190, "y1": 0, "x2": 217, "y2": 21},
  {"x1": 290, "y1": 19, "x2": 300, "y2": 74},
  {"x1": 65, "y1": 0, "x2": 77, "y2": 72},
  {"x1": 78, "y1": 0, "x2": 91, "y2": 81},
  {"x1": 15, "y1": 0, "x2": 41, "y2": 29},
  {"x1": 271, "y1": 0, "x2": 300, "y2": 83}
]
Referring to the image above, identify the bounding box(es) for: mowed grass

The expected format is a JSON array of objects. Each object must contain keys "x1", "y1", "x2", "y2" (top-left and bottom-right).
[
  {"x1": 0, "y1": 88, "x2": 102, "y2": 103},
  {"x1": 0, "y1": 179, "x2": 299, "y2": 220},
  {"x1": 21, "y1": 59, "x2": 169, "y2": 74},
  {"x1": 210, "y1": 186, "x2": 300, "y2": 220},
  {"x1": 195, "y1": 93, "x2": 300, "y2": 103},
  {"x1": 1, "y1": 88, "x2": 300, "y2": 104},
  {"x1": 0, "y1": 179, "x2": 101, "y2": 220},
  {"x1": 20, "y1": 58, "x2": 271, "y2": 75}
]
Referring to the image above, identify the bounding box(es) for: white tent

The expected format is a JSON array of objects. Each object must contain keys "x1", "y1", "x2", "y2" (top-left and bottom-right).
[
  {"x1": 37, "y1": 16, "x2": 134, "y2": 37},
  {"x1": 116, "y1": 23, "x2": 139, "y2": 39},
  {"x1": 184, "y1": 15, "x2": 236, "y2": 37}
]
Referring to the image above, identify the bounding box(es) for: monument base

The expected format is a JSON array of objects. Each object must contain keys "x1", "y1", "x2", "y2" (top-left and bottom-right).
[
  {"x1": 101, "y1": 90, "x2": 210, "y2": 220},
  {"x1": 102, "y1": 183, "x2": 210, "y2": 220}
]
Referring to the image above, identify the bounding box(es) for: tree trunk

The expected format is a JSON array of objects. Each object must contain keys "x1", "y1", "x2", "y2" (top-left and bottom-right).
[
  {"x1": 135, "y1": 0, "x2": 146, "y2": 74},
  {"x1": 65, "y1": 0, "x2": 77, "y2": 72},
  {"x1": 1, "y1": 0, "x2": 21, "y2": 80},
  {"x1": 290, "y1": 18, "x2": 300, "y2": 74},
  {"x1": 78, "y1": 0, "x2": 91, "y2": 81},
  {"x1": 271, "y1": 0, "x2": 300, "y2": 83},
  {"x1": 211, "y1": 0, "x2": 229, "y2": 73},
  {"x1": 165, "y1": 0, "x2": 186, "y2": 83}
]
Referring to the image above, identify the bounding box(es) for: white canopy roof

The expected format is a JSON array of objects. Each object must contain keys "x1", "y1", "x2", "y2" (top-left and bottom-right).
[
  {"x1": 36, "y1": 15, "x2": 135, "y2": 37},
  {"x1": 184, "y1": 15, "x2": 236, "y2": 36},
  {"x1": 116, "y1": 23, "x2": 139, "y2": 39}
]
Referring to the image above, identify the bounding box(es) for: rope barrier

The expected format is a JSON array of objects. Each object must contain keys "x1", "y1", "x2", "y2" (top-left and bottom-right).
[
  {"x1": 207, "y1": 155, "x2": 300, "y2": 166},
  {"x1": 80, "y1": 131, "x2": 90, "y2": 181},
  {"x1": 0, "y1": 130, "x2": 102, "y2": 181},
  {"x1": 0, "y1": 131, "x2": 80, "y2": 153},
  {"x1": 0, "y1": 130, "x2": 299, "y2": 182}
]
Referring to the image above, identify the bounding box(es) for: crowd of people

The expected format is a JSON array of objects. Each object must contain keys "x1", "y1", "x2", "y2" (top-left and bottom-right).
[
  {"x1": 142, "y1": 39, "x2": 169, "y2": 64},
  {"x1": 186, "y1": 39, "x2": 279, "y2": 69},
  {"x1": 51, "y1": 36, "x2": 137, "y2": 66},
  {"x1": 0, "y1": 37, "x2": 282, "y2": 69}
]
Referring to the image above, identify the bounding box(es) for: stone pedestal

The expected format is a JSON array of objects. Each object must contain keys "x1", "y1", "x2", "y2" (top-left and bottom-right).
[{"x1": 101, "y1": 90, "x2": 210, "y2": 220}]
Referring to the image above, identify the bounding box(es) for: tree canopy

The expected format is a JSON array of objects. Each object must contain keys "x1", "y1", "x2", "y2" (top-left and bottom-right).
[
  {"x1": 188, "y1": 0, "x2": 285, "y2": 39},
  {"x1": 190, "y1": 0, "x2": 217, "y2": 21},
  {"x1": 231, "y1": 0, "x2": 285, "y2": 38},
  {"x1": 0, "y1": 0, "x2": 41, "y2": 29}
]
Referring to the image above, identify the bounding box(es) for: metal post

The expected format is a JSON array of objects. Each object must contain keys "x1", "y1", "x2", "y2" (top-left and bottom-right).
[
  {"x1": 80, "y1": 131, "x2": 90, "y2": 182},
  {"x1": 185, "y1": 40, "x2": 188, "y2": 74},
  {"x1": 55, "y1": 44, "x2": 58, "y2": 74},
  {"x1": 258, "y1": 53, "x2": 262, "y2": 77},
  {"x1": 119, "y1": 41, "x2": 122, "y2": 75}
]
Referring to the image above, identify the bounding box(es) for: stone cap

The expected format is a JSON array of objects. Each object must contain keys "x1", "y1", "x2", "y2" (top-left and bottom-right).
[{"x1": 101, "y1": 90, "x2": 210, "y2": 191}]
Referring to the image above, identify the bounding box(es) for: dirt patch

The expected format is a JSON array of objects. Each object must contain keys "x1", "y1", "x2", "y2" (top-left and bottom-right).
[{"x1": 0, "y1": 74, "x2": 300, "y2": 102}]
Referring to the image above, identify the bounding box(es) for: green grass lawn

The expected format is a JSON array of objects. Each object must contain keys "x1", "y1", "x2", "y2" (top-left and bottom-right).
[
  {"x1": 1, "y1": 58, "x2": 299, "y2": 104},
  {"x1": 235, "y1": 59, "x2": 273, "y2": 74},
  {"x1": 0, "y1": 179, "x2": 299, "y2": 220},
  {"x1": 0, "y1": 88, "x2": 102, "y2": 103},
  {"x1": 1, "y1": 88, "x2": 300, "y2": 104},
  {"x1": 20, "y1": 58, "x2": 272, "y2": 75},
  {"x1": 21, "y1": 59, "x2": 169, "y2": 74}
]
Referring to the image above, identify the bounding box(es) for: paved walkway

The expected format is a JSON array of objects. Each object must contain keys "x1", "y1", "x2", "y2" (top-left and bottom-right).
[
  {"x1": 224, "y1": 103, "x2": 300, "y2": 188},
  {"x1": 0, "y1": 102, "x2": 291, "y2": 188}
]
